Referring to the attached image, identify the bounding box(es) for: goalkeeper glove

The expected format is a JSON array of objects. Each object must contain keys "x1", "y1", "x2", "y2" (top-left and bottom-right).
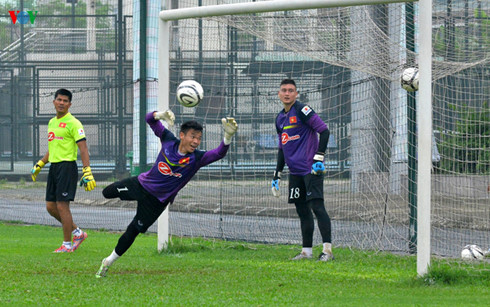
[
  {"x1": 311, "y1": 152, "x2": 326, "y2": 175},
  {"x1": 221, "y1": 117, "x2": 238, "y2": 145},
  {"x1": 30, "y1": 160, "x2": 45, "y2": 182},
  {"x1": 79, "y1": 166, "x2": 96, "y2": 191},
  {"x1": 271, "y1": 171, "x2": 281, "y2": 197},
  {"x1": 154, "y1": 110, "x2": 175, "y2": 126}
]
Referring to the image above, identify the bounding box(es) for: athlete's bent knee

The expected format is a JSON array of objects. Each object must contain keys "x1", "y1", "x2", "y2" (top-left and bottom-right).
[{"x1": 102, "y1": 184, "x2": 117, "y2": 199}]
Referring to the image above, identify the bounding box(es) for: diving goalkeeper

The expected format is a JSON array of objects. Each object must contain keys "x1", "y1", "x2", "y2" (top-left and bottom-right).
[{"x1": 96, "y1": 110, "x2": 238, "y2": 278}]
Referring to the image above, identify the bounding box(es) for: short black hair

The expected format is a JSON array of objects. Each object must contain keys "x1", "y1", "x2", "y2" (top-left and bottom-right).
[
  {"x1": 180, "y1": 120, "x2": 203, "y2": 134},
  {"x1": 54, "y1": 88, "x2": 72, "y2": 102},
  {"x1": 280, "y1": 79, "x2": 296, "y2": 88}
]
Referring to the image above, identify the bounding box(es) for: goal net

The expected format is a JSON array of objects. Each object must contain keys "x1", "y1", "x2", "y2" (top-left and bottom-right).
[{"x1": 158, "y1": 0, "x2": 489, "y2": 260}]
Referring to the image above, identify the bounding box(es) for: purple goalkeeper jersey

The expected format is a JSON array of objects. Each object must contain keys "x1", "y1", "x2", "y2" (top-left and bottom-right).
[
  {"x1": 275, "y1": 101, "x2": 328, "y2": 176},
  {"x1": 138, "y1": 112, "x2": 229, "y2": 203}
]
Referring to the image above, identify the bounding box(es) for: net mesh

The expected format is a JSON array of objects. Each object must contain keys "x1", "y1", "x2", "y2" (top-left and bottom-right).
[{"x1": 162, "y1": 0, "x2": 489, "y2": 258}]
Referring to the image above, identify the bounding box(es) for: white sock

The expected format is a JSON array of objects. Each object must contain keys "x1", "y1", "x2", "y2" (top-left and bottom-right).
[
  {"x1": 302, "y1": 247, "x2": 313, "y2": 256},
  {"x1": 105, "y1": 250, "x2": 120, "y2": 266},
  {"x1": 72, "y1": 227, "x2": 82, "y2": 236},
  {"x1": 323, "y1": 243, "x2": 332, "y2": 253},
  {"x1": 63, "y1": 241, "x2": 72, "y2": 248}
]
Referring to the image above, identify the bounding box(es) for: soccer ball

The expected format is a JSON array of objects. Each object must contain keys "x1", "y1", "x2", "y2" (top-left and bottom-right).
[
  {"x1": 176, "y1": 80, "x2": 204, "y2": 108},
  {"x1": 461, "y1": 244, "x2": 485, "y2": 260},
  {"x1": 400, "y1": 67, "x2": 419, "y2": 92}
]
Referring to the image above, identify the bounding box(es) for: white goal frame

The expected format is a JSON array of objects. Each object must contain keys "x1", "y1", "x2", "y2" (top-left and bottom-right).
[{"x1": 156, "y1": 0, "x2": 432, "y2": 276}]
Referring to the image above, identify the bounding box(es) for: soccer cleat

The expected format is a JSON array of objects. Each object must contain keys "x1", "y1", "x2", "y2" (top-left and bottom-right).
[
  {"x1": 72, "y1": 231, "x2": 87, "y2": 251},
  {"x1": 95, "y1": 258, "x2": 110, "y2": 278},
  {"x1": 53, "y1": 245, "x2": 73, "y2": 253},
  {"x1": 318, "y1": 252, "x2": 335, "y2": 262},
  {"x1": 291, "y1": 252, "x2": 313, "y2": 260}
]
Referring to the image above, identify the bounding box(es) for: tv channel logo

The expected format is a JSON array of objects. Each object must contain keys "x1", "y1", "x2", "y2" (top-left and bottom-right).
[{"x1": 8, "y1": 10, "x2": 38, "y2": 24}]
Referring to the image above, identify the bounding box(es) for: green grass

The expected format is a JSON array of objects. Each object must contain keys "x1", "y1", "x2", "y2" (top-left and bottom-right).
[
  {"x1": 0, "y1": 179, "x2": 45, "y2": 189},
  {"x1": 0, "y1": 222, "x2": 489, "y2": 306}
]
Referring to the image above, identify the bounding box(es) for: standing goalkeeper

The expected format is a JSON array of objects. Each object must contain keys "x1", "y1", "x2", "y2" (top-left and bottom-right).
[
  {"x1": 271, "y1": 79, "x2": 334, "y2": 261},
  {"x1": 95, "y1": 110, "x2": 237, "y2": 278},
  {"x1": 31, "y1": 88, "x2": 95, "y2": 253}
]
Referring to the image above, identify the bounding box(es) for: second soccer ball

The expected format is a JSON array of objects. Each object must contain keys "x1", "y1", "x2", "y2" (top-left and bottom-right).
[
  {"x1": 400, "y1": 67, "x2": 419, "y2": 92},
  {"x1": 176, "y1": 80, "x2": 204, "y2": 108},
  {"x1": 461, "y1": 244, "x2": 485, "y2": 260}
]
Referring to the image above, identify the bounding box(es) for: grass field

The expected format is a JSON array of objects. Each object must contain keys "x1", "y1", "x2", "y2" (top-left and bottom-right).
[{"x1": 1, "y1": 222, "x2": 489, "y2": 306}]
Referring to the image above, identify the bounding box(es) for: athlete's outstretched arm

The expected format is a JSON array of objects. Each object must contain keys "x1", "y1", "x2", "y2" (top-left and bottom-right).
[
  {"x1": 146, "y1": 111, "x2": 166, "y2": 138},
  {"x1": 199, "y1": 141, "x2": 229, "y2": 167},
  {"x1": 154, "y1": 110, "x2": 175, "y2": 127},
  {"x1": 222, "y1": 117, "x2": 238, "y2": 145},
  {"x1": 199, "y1": 117, "x2": 238, "y2": 167}
]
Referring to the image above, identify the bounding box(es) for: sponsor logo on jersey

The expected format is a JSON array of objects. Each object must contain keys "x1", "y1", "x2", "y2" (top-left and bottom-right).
[
  {"x1": 281, "y1": 132, "x2": 300, "y2": 145},
  {"x1": 301, "y1": 106, "x2": 312, "y2": 116},
  {"x1": 157, "y1": 162, "x2": 182, "y2": 178},
  {"x1": 289, "y1": 116, "x2": 297, "y2": 124},
  {"x1": 48, "y1": 132, "x2": 64, "y2": 141},
  {"x1": 78, "y1": 128, "x2": 84, "y2": 136},
  {"x1": 59, "y1": 122, "x2": 66, "y2": 128}
]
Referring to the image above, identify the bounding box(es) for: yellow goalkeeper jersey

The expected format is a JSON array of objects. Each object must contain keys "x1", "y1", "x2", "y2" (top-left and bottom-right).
[{"x1": 47, "y1": 113, "x2": 86, "y2": 163}]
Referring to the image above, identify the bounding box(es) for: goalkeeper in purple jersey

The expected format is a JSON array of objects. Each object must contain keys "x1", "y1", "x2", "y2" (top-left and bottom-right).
[
  {"x1": 271, "y1": 79, "x2": 334, "y2": 262},
  {"x1": 96, "y1": 110, "x2": 238, "y2": 278}
]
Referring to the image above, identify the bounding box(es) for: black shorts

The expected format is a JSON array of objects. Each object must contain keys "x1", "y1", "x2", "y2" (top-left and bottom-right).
[
  {"x1": 105, "y1": 177, "x2": 168, "y2": 233},
  {"x1": 287, "y1": 173, "x2": 324, "y2": 203},
  {"x1": 45, "y1": 161, "x2": 78, "y2": 202}
]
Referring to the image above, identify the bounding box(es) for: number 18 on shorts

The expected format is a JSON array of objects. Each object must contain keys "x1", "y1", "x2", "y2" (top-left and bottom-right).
[{"x1": 287, "y1": 174, "x2": 324, "y2": 203}]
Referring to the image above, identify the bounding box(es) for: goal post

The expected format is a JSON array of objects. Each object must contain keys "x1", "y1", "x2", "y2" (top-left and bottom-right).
[
  {"x1": 156, "y1": 0, "x2": 432, "y2": 276},
  {"x1": 417, "y1": 0, "x2": 432, "y2": 276},
  {"x1": 156, "y1": 0, "x2": 171, "y2": 253}
]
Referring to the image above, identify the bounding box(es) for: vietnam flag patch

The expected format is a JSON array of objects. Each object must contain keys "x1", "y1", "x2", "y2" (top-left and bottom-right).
[
  {"x1": 179, "y1": 157, "x2": 190, "y2": 164},
  {"x1": 289, "y1": 116, "x2": 297, "y2": 124},
  {"x1": 59, "y1": 122, "x2": 66, "y2": 128}
]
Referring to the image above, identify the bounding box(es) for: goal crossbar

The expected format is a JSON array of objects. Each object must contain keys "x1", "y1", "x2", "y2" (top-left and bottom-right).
[{"x1": 159, "y1": 0, "x2": 417, "y2": 21}]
